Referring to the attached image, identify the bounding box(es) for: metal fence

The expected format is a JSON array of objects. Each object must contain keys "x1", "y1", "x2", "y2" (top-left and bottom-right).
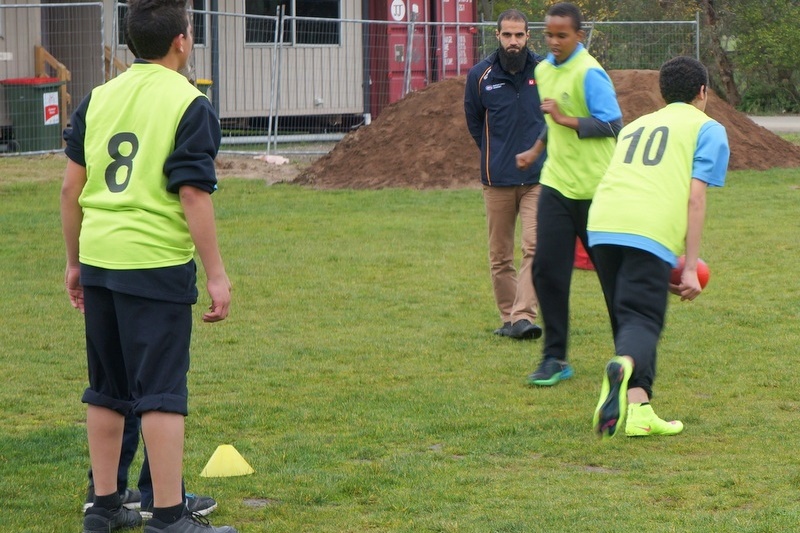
[
  {"x1": 0, "y1": 2, "x2": 698, "y2": 156},
  {"x1": 472, "y1": 19, "x2": 701, "y2": 71}
]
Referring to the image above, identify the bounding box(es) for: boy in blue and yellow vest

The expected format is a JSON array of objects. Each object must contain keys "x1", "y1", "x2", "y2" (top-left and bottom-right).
[
  {"x1": 588, "y1": 56, "x2": 730, "y2": 439},
  {"x1": 516, "y1": 2, "x2": 623, "y2": 386},
  {"x1": 61, "y1": 1, "x2": 236, "y2": 531}
]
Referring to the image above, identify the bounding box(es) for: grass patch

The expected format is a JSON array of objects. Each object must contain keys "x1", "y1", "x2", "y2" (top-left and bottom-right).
[
  {"x1": 779, "y1": 132, "x2": 800, "y2": 145},
  {"x1": 3, "y1": 156, "x2": 800, "y2": 531}
]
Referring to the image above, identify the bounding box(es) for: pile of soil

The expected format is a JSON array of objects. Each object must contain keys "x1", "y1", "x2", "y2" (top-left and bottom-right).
[
  {"x1": 295, "y1": 70, "x2": 800, "y2": 190},
  {"x1": 295, "y1": 77, "x2": 476, "y2": 190}
]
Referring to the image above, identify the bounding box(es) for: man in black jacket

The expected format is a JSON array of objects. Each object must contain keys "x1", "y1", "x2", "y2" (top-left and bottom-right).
[{"x1": 464, "y1": 9, "x2": 547, "y2": 340}]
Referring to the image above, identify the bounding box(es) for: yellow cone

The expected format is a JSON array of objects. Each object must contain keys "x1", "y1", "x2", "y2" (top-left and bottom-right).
[{"x1": 200, "y1": 445, "x2": 254, "y2": 477}]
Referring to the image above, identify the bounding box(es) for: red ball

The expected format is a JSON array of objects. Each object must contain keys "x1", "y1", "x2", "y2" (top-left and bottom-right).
[{"x1": 670, "y1": 256, "x2": 710, "y2": 288}]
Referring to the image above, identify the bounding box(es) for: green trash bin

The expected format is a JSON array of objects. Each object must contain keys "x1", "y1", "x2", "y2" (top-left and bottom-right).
[{"x1": 1, "y1": 77, "x2": 65, "y2": 152}]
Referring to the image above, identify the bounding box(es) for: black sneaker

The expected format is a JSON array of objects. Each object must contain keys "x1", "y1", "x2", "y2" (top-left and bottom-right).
[
  {"x1": 144, "y1": 512, "x2": 237, "y2": 533},
  {"x1": 141, "y1": 493, "x2": 218, "y2": 520},
  {"x1": 186, "y1": 494, "x2": 218, "y2": 516},
  {"x1": 83, "y1": 505, "x2": 142, "y2": 533},
  {"x1": 493, "y1": 322, "x2": 512, "y2": 336},
  {"x1": 527, "y1": 357, "x2": 574, "y2": 386},
  {"x1": 84, "y1": 486, "x2": 142, "y2": 512},
  {"x1": 507, "y1": 319, "x2": 543, "y2": 340}
]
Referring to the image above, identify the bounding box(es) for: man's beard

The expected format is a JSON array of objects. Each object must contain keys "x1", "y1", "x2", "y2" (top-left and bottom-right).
[{"x1": 498, "y1": 45, "x2": 528, "y2": 73}]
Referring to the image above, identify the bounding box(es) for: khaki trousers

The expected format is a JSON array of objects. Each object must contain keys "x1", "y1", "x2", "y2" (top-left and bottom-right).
[{"x1": 482, "y1": 184, "x2": 540, "y2": 324}]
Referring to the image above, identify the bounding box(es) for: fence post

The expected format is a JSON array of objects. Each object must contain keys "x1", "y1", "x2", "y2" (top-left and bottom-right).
[
  {"x1": 210, "y1": 0, "x2": 220, "y2": 112},
  {"x1": 695, "y1": 11, "x2": 701, "y2": 61},
  {"x1": 267, "y1": 6, "x2": 283, "y2": 156},
  {"x1": 404, "y1": 10, "x2": 418, "y2": 97}
]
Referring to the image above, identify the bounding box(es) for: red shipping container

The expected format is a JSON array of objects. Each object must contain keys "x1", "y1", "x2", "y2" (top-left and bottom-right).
[
  {"x1": 431, "y1": 0, "x2": 477, "y2": 80},
  {"x1": 368, "y1": 0, "x2": 430, "y2": 118}
]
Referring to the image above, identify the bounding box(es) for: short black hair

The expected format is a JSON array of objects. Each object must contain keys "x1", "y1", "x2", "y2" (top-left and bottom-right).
[
  {"x1": 497, "y1": 9, "x2": 529, "y2": 31},
  {"x1": 659, "y1": 56, "x2": 709, "y2": 104},
  {"x1": 546, "y1": 2, "x2": 583, "y2": 31},
  {"x1": 125, "y1": 0, "x2": 190, "y2": 60}
]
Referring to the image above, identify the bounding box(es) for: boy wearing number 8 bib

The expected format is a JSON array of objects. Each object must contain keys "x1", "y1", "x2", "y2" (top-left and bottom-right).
[
  {"x1": 61, "y1": 1, "x2": 235, "y2": 531},
  {"x1": 588, "y1": 56, "x2": 729, "y2": 439}
]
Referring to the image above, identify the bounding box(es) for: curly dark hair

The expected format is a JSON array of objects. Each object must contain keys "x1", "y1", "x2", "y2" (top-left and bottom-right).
[
  {"x1": 546, "y1": 2, "x2": 583, "y2": 32},
  {"x1": 659, "y1": 56, "x2": 709, "y2": 104},
  {"x1": 125, "y1": 0, "x2": 190, "y2": 60}
]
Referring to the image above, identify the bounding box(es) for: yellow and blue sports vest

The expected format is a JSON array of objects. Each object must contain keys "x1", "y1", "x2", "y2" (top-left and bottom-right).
[
  {"x1": 588, "y1": 103, "x2": 720, "y2": 255},
  {"x1": 535, "y1": 48, "x2": 617, "y2": 199},
  {"x1": 79, "y1": 63, "x2": 205, "y2": 269}
]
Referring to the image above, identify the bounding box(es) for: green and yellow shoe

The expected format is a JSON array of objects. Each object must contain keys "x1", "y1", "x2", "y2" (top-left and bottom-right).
[
  {"x1": 527, "y1": 357, "x2": 574, "y2": 386},
  {"x1": 593, "y1": 356, "x2": 633, "y2": 439},
  {"x1": 625, "y1": 403, "x2": 684, "y2": 437}
]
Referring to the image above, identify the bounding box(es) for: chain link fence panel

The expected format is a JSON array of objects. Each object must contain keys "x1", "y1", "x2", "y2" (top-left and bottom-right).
[{"x1": 1, "y1": 2, "x2": 697, "y2": 156}]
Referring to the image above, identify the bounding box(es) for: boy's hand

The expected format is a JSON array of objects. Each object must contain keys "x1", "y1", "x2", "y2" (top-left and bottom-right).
[
  {"x1": 540, "y1": 98, "x2": 563, "y2": 122},
  {"x1": 203, "y1": 274, "x2": 232, "y2": 322},
  {"x1": 516, "y1": 139, "x2": 545, "y2": 170},
  {"x1": 516, "y1": 148, "x2": 537, "y2": 170},
  {"x1": 668, "y1": 270, "x2": 702, "y2": 301},
  {"x1": 65, "y1": 265, "x2": 84, "y2": 313}
]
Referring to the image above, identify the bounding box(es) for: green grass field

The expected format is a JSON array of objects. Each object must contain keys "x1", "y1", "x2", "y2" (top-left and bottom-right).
[{"x1": 2, "y1": 154, "x2": 800, "y2": 532}]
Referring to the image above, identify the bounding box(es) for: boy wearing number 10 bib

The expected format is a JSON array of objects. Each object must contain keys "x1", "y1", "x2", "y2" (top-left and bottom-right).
[
  {"x1": 61, "y1": 1, "x2": 235, "y2": 531},
  {"x1": 588, "y1": 56, "x2": 730, "y2": 439}
]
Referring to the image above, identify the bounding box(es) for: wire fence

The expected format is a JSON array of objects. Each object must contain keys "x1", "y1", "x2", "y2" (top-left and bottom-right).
[{"x1": 0, "y1": 2, "x2": 698, "y2": 156}]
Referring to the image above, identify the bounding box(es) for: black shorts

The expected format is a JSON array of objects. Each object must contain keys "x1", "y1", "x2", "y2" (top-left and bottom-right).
[{"x1": 81, "y1": 285, "x2": 191, "y2": 416}]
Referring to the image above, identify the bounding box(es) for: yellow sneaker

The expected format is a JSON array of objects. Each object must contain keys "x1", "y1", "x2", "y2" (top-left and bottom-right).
[
  {"x1": 592, "y1": 356, "x2": 633, "y2": 439},
  {"x1": 625, "y1": 403, "x2": 684, "y2": 437}
]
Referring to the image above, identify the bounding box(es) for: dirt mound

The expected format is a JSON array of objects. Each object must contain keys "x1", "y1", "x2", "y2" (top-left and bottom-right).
[
  {"x1": 296, "y1": 70, "x2": 800, "y2": 190},
  {"x1": 295, "y1": 77, "x2": 477, "y2": 190}
]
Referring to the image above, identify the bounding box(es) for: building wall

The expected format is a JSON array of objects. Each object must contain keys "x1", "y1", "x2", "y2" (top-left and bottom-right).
[{"x1": 106, "y1": 0, "x2": 365, "y2": 119}]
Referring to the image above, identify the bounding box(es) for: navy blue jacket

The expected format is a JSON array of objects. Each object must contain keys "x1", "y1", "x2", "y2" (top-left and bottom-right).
[{"x1": 464, "y1": 49, "x2": 546, "y2": 186}]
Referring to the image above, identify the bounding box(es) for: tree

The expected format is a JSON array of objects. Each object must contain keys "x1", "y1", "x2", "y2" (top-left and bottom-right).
[
  {"x1": 726, "y1": 0, "x2": 800, "y2": 111},
  {"x1": 697, "y1": 0, "x2": 740, "y2": 106},
  {"x1": 477, "y1": 0, "x2": 493, "y2": 21}
]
